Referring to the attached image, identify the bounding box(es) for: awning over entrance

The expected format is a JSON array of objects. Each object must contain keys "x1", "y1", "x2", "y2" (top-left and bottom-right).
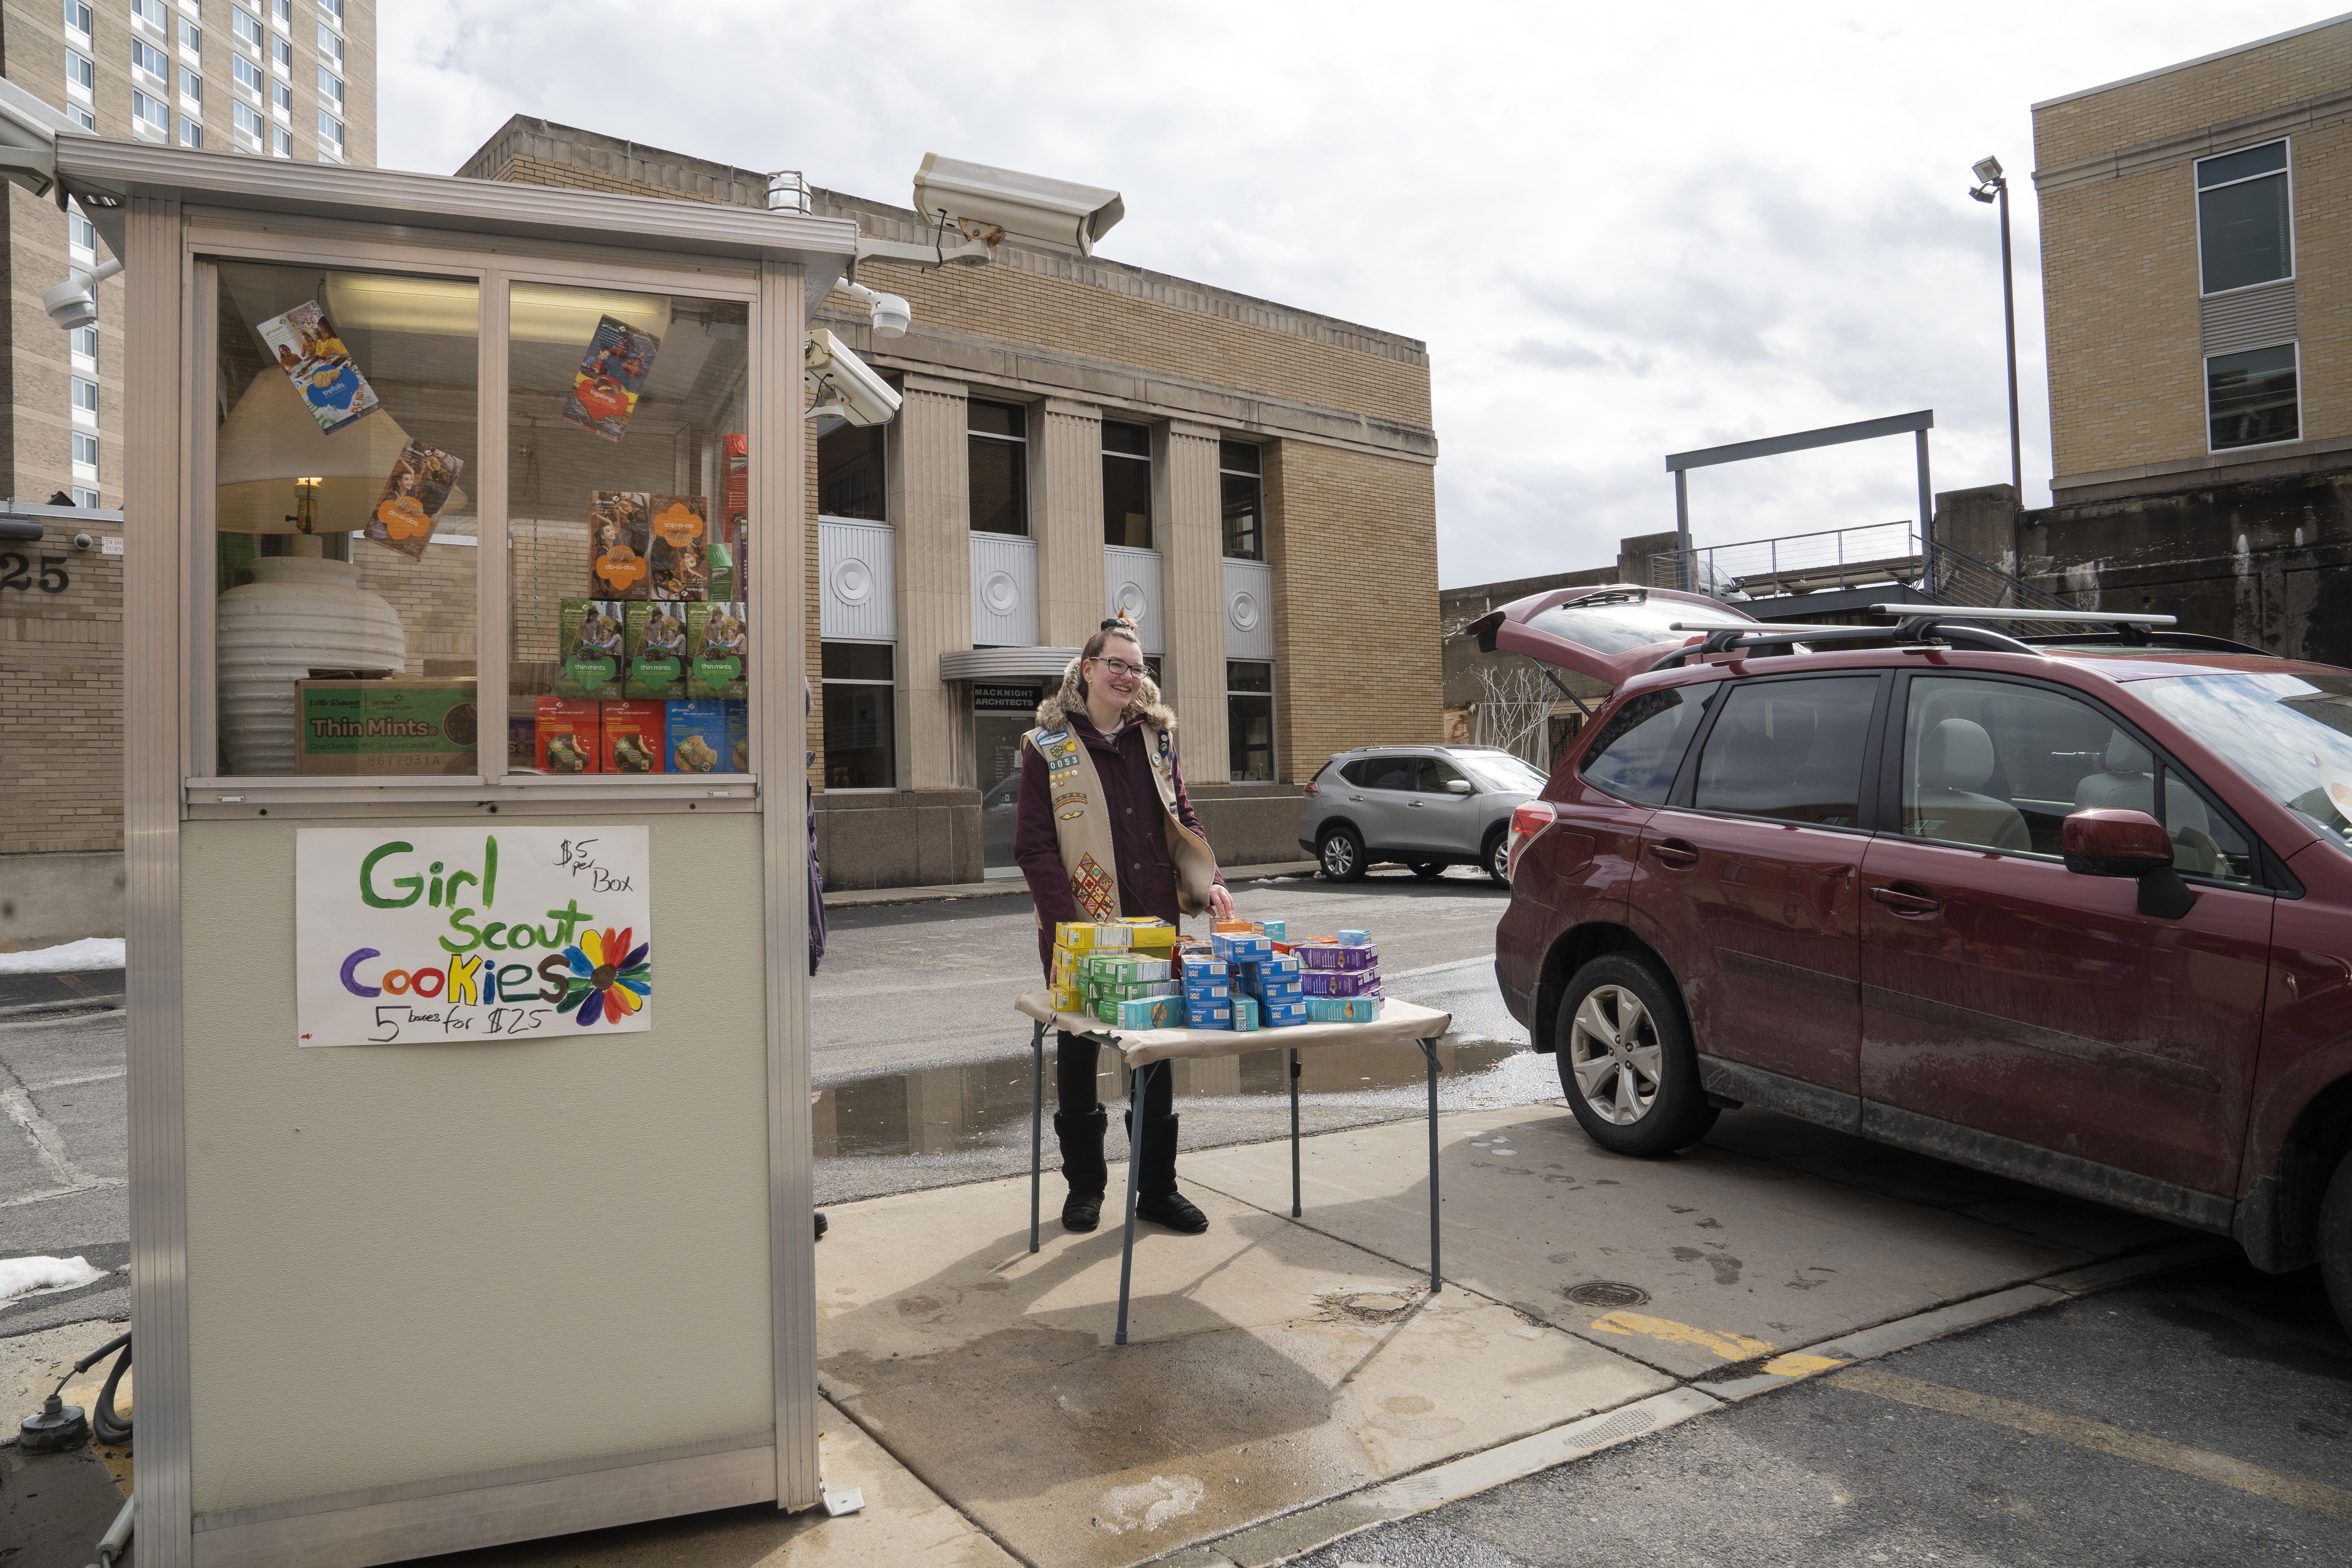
[{"x1": 941, "y1": 647, "x2": 1081, "y2": 682}]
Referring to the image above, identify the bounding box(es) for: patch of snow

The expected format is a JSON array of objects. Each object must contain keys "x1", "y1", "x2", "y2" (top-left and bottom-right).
[
  {"x1": 0, "y1": 938, "x2": 125, "y2": 975},
  {"x1": 0, "y1": 1254, "x2": 109, "y2": 1302},
  {"x1": 1096, "y1": 1474, "x2": 1206, "y2": 1535}
]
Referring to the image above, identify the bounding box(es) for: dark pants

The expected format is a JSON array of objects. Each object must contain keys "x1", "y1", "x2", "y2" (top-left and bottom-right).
[{"x1": 1056, "y1": 1031, "x2": 1179, "y2": 1198}]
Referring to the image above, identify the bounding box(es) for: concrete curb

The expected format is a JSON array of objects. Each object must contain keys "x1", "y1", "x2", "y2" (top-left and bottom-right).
[{"x1": 1151, "y1": 1235, "x2": 2239, "y2": 1568}]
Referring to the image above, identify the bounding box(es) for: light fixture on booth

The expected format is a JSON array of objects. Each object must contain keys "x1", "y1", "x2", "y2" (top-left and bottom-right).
[{"x1": 213, "y1": 370, "x2": 466, "y2": 539}]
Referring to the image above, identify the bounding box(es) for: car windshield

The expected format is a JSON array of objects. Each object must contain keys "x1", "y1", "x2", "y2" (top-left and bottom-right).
[
  {"x1": 2133, "y1": 670, "x2": 2352, "y2": 854},
  {"x1": 1457, "y1": 751, "x2": 1547, "y2": 792},
  {"x1": 1521, "y1": 592, "x2": 1751, "y2": 656}
]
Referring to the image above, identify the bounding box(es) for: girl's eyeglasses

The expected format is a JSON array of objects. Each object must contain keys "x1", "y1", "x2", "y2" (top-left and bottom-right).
[{"x1": 1093, "y1": 657, "x2": 1148, "y2": 679}]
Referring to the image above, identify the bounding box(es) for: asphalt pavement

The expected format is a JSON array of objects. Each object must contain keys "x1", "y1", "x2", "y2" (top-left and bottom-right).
[{"x1": 1294, "y1": 1256, "x2": 2352, "y2": 1568}]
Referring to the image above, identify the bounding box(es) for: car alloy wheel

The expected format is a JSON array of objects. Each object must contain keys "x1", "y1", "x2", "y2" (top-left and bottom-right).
[
  {"x1": 1487, "y1": 833, "x2": 1510, "y2": 884},
  {"x1": 1566, "y1": 984, "x2": 1663, "y2": 1125},
  {"x1": 1319, "y1": 827, "x2": 1364, "y2": 882}
]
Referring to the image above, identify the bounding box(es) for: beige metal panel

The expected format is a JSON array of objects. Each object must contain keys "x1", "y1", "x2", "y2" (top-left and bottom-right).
[
  {"x1": 753, "y1": 259, "x2": 820, "y2": 1513},
  {"x1": 884, "y1": 373, "x2": 971, "y2": 789},
  {"x1": 1223, "y1": 558, "x2": 1276, "y2": 662},
  {"x1": 1036, "y1": 396, "x2": 1105, "y2": 649},
  {"x1": 819, "y1": 518, "x2": 898, "y2": 641},
  {"x1": 970, "y1": 530, "x2": 1040, "y2": 646},
  {"x1": 1157, "y1": 419, "x2": 1228, "y2": 783},
  {"x1": 127, "y1": 192, "x2": 197, "y2": 1568},
  {"x1": 1103, "y1": 546, "x2": 1163, "y2": 655},
  {"x1": 178, "y1": 811, "x2": 776, "y2": 1514}
]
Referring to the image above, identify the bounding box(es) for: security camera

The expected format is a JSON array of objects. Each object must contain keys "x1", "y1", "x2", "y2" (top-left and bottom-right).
[
  {"x1": 42, "y1": 257, "x2": 120, "y2": 331},
  {"x1": 805, "y1": 329, "x2": 902, "y2": 435},
  {"x1": 913, "y1": 154, "x2": 1124, "y2": 256},
  {"x1": 826, "y1": 278, "x2": 910, "y2": 338}
]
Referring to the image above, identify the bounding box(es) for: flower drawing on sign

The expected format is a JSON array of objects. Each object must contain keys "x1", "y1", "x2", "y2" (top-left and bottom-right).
[
  {"x1": 595, "y1": 543, "x2": 648, "y2": 592},
  {"x1": 652, "y1": 501, "x2": 704, "y2": 546},
  {"x1": 561, "y1": 926, "x2": 651, "y2": 1025}
]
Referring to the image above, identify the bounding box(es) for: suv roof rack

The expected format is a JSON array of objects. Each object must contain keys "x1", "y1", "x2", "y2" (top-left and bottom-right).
[
  {"x1": 2017, "y1": 629, "x2": 2267, "y2": 654},
  {"x1": 1863, "y1": 604, "x2": 2178, "y2": 626}
]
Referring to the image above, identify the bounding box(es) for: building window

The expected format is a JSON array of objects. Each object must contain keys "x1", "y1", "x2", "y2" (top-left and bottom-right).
[
  {"x1": 1102, "y1": 420, "x2": 1152, "y2": 548},
  {"x1": 71, "y1": 376, "x2": 100, "y2": 425},
  {"x1": 71, "y1": 324, "x2": 98, "y2": 369},
  {"x1": 234, "y1": 100, "x2": 263, "y2": 144},
  {"x1": 232, "y1": 4, "x2": 261, "y2": 51},
  {"x1": 318, "y1": 109, "x2": 343, "y2": 157},
  {"x1": 318, "y1": 67, "x2": 342, "y2": 108},
  {"x1": 128, "y1": 0, "x2": 164, "y2": 29},
  {"x1": 131, "y1": 89, "x2": 169, "y2": 137},
  {"x1": 2197, "y1": 140, "x2": 2290, "y2": 296},
  {"x1": 1227, "y1": 661, "x2": 1275, "y2": 781},
  {"x1": 179, "y1": 115, "x2": 202, "y2": 148},
  {"x1": 818, "y1": 423, "x2": 885, "y2": 521},
  {"x1": 821, "y1": 642, "x2": 897, "y2": 789},
  {"x1": 270, "y1": 0, "x2": 290, "y2": 27},
  {"x1": 132, "y1": 37, "x2": 169, "y2": 80},
  {"x1": 64, "y1": 0, "x2": 91, "y2": 42},
  {"x1": 1220, "y1": 439, "x2": 1264, "y2": 561},
  {"x1": 316, "y1": 20, "x2": 342, "y2": 65},
  {"x1": 65, "y1": 48, "x2": 95, "y2": 99},
  {"x1": 969, "y1": 400, "x2": 1028, "y2": 535},
  {"x1": 271, "y1": 79, "x2": 291, "y2": 119},
  {"x1": 73, "y1": 486, "x2": 102, "y2": 509},
  {"x1": 2207, "y1": 343, "x2": 2299, "y2": 451},
  {"x1": 234, "y1": 53, "x2": 261, "y2": 96},
  {"x1": 180, "y1": 65, "x2": 203, "y2": 106},
  {"x1": 68, "y1": 208, "x2": 96, "y2": 260},
  {"x1": 73, "y1": 432, "x2": 100, "y2": 482},
  {"x1": 71, "y1": 105, "x2": 96, "y2": 132},
  {"x1": 318, "y1": 0, "x2": 342, "y2": 24},
  {"x1": 271, "y1": 125, "x2": 290, "y2": 157},
  {"x1": 178, "y1": 16, "x2": 201, "y2": 58},
  {"x1": 270, "y1": 33, "x2": 291, "y2": 73}
]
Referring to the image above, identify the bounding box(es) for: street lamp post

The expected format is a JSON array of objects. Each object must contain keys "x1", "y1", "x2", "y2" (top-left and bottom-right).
[{"x1": 1970, "y1": 155, "x2": 2022, "y2": 498}]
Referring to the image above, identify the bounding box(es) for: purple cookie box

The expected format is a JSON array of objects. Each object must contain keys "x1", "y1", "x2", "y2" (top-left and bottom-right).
[
  {"x1": 1298, "y1": 943, "x2": 1378, "y2": 972},
  {"x1": 1301, "y1": 969, "x2": 1382, "y2": 998}
]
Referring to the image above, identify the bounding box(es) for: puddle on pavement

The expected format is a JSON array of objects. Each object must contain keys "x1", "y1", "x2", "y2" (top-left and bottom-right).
[{"x1": 816, "y1": 1036, "x2": 1545, "y2": 1160}]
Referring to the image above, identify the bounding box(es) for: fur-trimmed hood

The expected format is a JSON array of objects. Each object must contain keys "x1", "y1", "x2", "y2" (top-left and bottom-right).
[{"x1": 1034, "y1": 655, "x2": 1176, "y2": 735}]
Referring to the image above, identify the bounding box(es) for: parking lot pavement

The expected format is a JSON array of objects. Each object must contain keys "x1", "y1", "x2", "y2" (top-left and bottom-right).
[
  {"x1": 1291, "y1": 1256, "x2": 2352, "y2": 1568},
  {"x1": 0, "y1": 1002, "x2": 131, "y2": 1336}
]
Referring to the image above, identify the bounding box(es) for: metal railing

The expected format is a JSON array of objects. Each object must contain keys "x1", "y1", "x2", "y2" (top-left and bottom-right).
[{"x1": 1650, "y1": 520, "x2": 1922, "y2": 599}]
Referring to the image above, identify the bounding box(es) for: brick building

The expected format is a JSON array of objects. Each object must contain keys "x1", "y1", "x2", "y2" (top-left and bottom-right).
[
  {"x1": 458, "y1": 119, "x2": 1442, "y2": 891},
  {"x1": 0, "y1": 0, "x2": 375, "y2": 944}
]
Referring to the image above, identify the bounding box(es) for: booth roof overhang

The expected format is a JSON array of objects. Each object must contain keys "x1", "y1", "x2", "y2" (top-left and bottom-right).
[
  {"x1": 941, "y1": 647, "x2": 1083, "y2": 682},
  {"x1": 51, "y1": 134, "x2": 860, "y2": 315}
]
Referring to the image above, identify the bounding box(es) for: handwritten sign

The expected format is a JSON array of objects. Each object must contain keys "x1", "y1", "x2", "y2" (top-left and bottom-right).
[{"x1": 294, "y1": 826, "x2": 652, "y2": 1047}]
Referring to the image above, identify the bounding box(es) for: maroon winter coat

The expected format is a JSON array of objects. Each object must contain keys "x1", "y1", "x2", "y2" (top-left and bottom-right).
[{"x1": 1014, "y1": 712, "x2": 1224, "y2": 976}]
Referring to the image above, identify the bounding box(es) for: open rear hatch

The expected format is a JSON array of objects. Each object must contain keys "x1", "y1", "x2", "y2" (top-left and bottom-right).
[{"x1": 1463, "y1": 584, "x2": 1760, "y2": 694}]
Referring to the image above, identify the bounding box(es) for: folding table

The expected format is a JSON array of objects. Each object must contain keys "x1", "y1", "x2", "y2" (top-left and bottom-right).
[{"x1": 1013, "y1": 993, "x2": 1456, "y2": 1343}]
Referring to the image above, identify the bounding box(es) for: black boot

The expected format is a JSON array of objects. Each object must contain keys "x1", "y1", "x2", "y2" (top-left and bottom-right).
[
  {"x1": 1130, "y1": 1111, "x2": 1207, "y2": 1234},
  {"x1": 1056, "y1": 1107, "x2": 1108, "y2": 1232}
]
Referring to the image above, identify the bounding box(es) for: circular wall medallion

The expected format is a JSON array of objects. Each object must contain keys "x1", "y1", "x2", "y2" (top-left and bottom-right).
[
  {"x1": 831, "y1": 559, "x2": 873, "y2": 605},
  {"x1": 982, "y1": 571, "x2": 1020, "y2": 615},
  {"x1": 1229, "y1": 590, "x2": 1261, "y2": 633},
  {"x1": 1113, "y1": 583, "x2": 1148, "y2": 623}
]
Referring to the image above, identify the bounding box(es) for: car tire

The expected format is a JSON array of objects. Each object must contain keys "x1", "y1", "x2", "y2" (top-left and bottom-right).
[
  {"x1": 2319, "y1": 1150, "x2": 2352, "y2": 1338},
  {"x1": 1554, "y1": 953, "x2": 1718, "y2": 1156},
  {"x1": 1410, "y1": 862, "x2": 1445, "y2": 880},
  {"x1": 1318, "y1": 825, "x2": 1367, "y2": 883},
  {"x1": 1483, "y1": 829, "x2": 1510, "y2": 886}
]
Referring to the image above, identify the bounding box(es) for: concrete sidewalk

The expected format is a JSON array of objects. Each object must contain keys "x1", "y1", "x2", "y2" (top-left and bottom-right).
[{"x1": 808, "y1": 1100, "x2": 2208, "y2": 1568}]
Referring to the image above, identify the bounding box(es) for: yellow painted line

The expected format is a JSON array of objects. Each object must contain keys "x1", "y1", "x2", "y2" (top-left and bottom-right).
[
  {"x1": 1832, "y1": 1367, "x2": 2352, "y2": 1522},
  {"x1": 1759, "y1": 1352, "x2": 1843, "y2": 1378},
  {"x1": 1587, "y1": 1310, "x2": 1773, "y2": 1362}
]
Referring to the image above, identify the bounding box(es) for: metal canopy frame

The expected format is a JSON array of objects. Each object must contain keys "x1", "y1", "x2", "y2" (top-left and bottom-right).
[{"x1": 1665, "y1": 409, "x2": 1937, "y2": 592}]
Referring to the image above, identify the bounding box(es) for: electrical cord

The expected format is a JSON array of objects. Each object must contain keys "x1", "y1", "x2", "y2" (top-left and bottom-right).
[{"x1": 50, "y1": 1331, "x2": 133, "y2": 1447}]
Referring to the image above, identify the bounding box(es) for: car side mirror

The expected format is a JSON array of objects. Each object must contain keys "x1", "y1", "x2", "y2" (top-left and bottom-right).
[
  {"x1": 2063, "y1": 808, "x2": 2195, "y2": 919},
  {"x1": 1445, "y1": 779, "x2": 1474, "y2": 795}
]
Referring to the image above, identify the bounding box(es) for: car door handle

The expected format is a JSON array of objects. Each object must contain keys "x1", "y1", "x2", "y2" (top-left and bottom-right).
[
  {"x1": 1868, "y1": 883, "x2": 1941, "y2": 916},
  {"x1": 1649, "y1": 838, "x2": 1699, "y2": 869},
  {"x1": 1408, "y1": 800, "x2": 1425, "y2": 809},
  {"x1": 1348, "y1": 794, "x2": 1366, "y2": 802}
]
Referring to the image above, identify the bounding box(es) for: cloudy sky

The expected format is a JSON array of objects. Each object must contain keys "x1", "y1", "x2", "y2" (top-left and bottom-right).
[{"x1": 386, "y1": 2, "x2": 2301, "y2": 588}]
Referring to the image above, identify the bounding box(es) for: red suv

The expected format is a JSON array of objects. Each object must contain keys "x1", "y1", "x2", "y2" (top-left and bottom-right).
[{"x1": 1477, "y1": 586, "x2": 2352, "y2": 1332}]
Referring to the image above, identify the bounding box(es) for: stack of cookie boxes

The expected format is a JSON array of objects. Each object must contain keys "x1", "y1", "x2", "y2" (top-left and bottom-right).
[
  {"x1": 1297, "y1": 929, "x2": 1383, "y2": 1022},
  {"x1": 1046, "y1": 918, "x2": 1385, "y2": 1031},
  {"x1": 1051, "y1": 919, "x2": 1185, "y2": 1029}
]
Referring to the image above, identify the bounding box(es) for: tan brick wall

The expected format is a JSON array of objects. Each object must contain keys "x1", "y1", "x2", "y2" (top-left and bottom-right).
[
  {"x1": 1269, "y1": 442, "x2": 1443, "y2": 780},
  {"x1": 2034, "y1": 22, "x2": 2350, "y2": 481},
  {"x1": 0, "y1": 525, "x2": 123, "y2": 855}
]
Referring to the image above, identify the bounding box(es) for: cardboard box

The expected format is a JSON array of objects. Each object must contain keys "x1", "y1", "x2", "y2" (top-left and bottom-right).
[
  {"x1": 1299, "y1": 942, "x2": 1377, "y2": 971},
  {"x1": 725, "y1": 699, "x2": 749, "y2": 774},
  {"x1": 666, "y1": 699, "x2": 730, "y2": 773},
  {"x1": 1337, "y1": 929, "x2": 1371, "y2": 946},
  {"x1": 1049, "y1": 984, "x2": 1083, "y2": 1013},
  {"x1": 1212, "y1": 932, "x2": 1272, "y2": 962},
  {"x1": 686, "y1": 601, "x2": 748, "y2": 700},
  {"x1": 1263, "y1": 1000, "x2": 1310, "y2": 1028},
  {"x1": 1303, "y1": 969, "x2": 1382, "y2": 998},
  {"x1": 1307, "y1": 996, "x2": 1383, "y2": 1023},
  {"x1": 296, "y1": 679, "x2": 479, "y2": 775},
  {"x1": 624, "y1": 602, "x2": 688, "y2": 700},
  {"x1": 601, "y1": 700, "x2": 667, "y2": 775},
  {"x1": 1231, "y1": 997, "x2": 1259, "y2": 1032},
  {"x1": 1117, "y1": 996, "x2": 1186, "y2": 1031},
  {"x1": 1056, "y1": 922, "x2": 1102, "y2": 952},
  {"x1": 534, "y1": 696, "x2": 601, "y2": 774},
  {"x1": 556, "y1": 599, "x2": 626, "y2": 699}
]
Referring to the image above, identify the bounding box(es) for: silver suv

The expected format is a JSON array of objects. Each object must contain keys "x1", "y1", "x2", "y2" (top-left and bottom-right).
[{"x1": 1296, "y1": 745, "x2": 1548, "y2": 884}]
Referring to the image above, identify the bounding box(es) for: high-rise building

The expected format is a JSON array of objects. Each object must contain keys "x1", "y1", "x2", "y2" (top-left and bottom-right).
[{"x1": 0, "y1": 0, "x2": 374, "y2": 937}]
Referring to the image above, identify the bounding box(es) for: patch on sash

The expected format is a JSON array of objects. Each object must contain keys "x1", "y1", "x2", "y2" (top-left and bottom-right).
[
  {"x1": 1053, "y1": 786, "x2": 1088, "y2": 821},
  {"x1": 1038, "y1": 728, "x2": 1084, "y2": 782},
  {"x1": 1150, "y1": 726, "x2": 1177, "y2": 787},
  {"x1": 1071, "y1": 853, "x2": 1117, "y2": 920}
]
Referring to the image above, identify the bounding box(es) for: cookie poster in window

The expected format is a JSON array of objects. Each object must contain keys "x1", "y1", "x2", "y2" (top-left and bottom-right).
[
  {"x1": 590, "y1": 490, "x2": 652, "y2": 599},
  {"x1": 648, "y1": 494, "x2": 709, "y2": 600},
  {"x1": 365, "y1": 443, "x2": 466, "y2": 561},
  {"x1": 562, "y1": 314, "x2": 660, "y2": 443},
  {"x1": 256, "y1": 301, "x2": 379, "y2": 434}
]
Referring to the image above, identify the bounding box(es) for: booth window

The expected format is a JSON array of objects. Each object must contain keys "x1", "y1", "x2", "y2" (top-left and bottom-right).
[
  {"x1": 2197, "y1": 140, "x2": 2290, "y2": 296},
  {"x1": 969, "y1": 400, "x2": 1027, "y2": 535},
  {"x1": 507, "y1": 281, "x2": 752, "y2": 777},
  {"x1": 1228, "y1": 660, "x2": 1275, "y2": 781},
  {"x1": 210, "y1": 261, "x2": 481, "y2": 777},
  {"x1": 2208, "y1": 343, "x2": 2299, "y2": 451},
  {"x1": 1221, "y1": 440, "x2": 1263, "y2": 561},
  {"x1": 821, "y1": 642, "x2": 896, "y2": 789},
  {"x1": 819, "y1": 423, "x2": 884, "y2": 521},
  {"x1": 1103, "y1": 420, "x2": 1152, "y2": 548}
]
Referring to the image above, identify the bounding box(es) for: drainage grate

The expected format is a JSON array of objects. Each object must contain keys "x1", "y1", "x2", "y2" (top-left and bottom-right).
[{"x1": 1563, "y1": 1280, "x2": 1650, "y2": 1309}]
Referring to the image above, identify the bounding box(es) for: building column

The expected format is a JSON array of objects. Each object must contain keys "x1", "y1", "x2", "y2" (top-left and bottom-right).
[
  {"x1": 1034, "y1": 397, "x2": 1103, "y2": 650},
  {"x1": 1156, "y1": 419, "x2": 1228, "y2": 782},
  {"x1": 885, "y1": 373, "x2": 970, "y2": 789}
]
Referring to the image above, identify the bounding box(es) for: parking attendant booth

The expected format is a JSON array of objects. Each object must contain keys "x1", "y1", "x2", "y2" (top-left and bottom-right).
[{"x1": 57, "y1": 134, "x2": 853, "y2": 1566}]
